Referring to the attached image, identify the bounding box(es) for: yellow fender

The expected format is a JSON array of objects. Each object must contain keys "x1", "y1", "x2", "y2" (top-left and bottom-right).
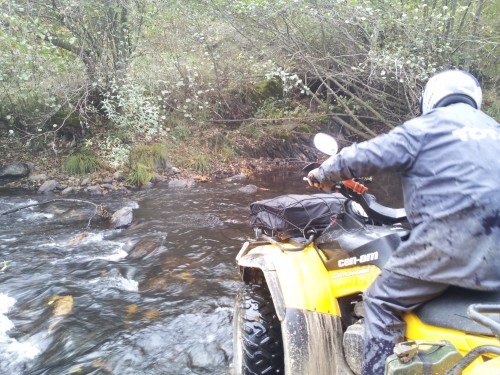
[{"x1": 237, "y1": 241, "x2": 354, "y2": 375}]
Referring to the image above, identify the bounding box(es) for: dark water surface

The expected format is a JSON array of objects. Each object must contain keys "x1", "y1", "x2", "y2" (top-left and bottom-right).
[{"x1": 0, "y1": 170, "x2": 402, "y2": 375}]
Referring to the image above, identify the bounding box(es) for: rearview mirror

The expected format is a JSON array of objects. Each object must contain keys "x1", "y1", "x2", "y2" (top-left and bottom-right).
[{"x1": 313, "y1": 133, "x2": 338, "y2": 156}]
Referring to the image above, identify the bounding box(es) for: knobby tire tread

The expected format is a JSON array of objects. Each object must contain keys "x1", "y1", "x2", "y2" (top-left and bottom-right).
[{"x1": 239, "y1": 283, "x2": 284, "y2": 375}]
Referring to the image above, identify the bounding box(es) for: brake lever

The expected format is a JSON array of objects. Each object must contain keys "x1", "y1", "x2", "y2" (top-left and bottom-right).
[{"x1": 302, "y1": 162, "x2": 321, "y2": 174}]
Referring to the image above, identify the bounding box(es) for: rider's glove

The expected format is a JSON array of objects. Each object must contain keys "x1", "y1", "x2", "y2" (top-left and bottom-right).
[{"x1": 307, "y1": 168, "x2": 335, "y2": 190}]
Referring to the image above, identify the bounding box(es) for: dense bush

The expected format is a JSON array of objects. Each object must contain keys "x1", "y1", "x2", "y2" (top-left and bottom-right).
[{"x1": 0, "y1": 0, "x2": 497, "y2": 159}]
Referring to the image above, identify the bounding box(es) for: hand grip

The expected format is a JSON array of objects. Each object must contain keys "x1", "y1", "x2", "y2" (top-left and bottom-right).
[{"x1": 342, "y1": 179, "x2": 368, "y2": 194}]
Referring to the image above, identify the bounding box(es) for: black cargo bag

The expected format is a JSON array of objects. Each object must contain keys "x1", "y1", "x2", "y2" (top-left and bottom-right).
[{"x1": 250, "y1": 193, "x2": 346, "y2": 240}]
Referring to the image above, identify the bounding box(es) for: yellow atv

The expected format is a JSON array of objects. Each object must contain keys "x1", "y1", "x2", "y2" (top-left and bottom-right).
[{"x1": 232, "y1": 134, "x2": 500, "y2": 375}]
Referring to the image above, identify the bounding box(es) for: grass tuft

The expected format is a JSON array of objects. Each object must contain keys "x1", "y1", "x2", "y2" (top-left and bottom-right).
[
  {"x1": 63, "y1": 152, "x2": 100, "y2": 174},
  {"x1": 128, "y1": 163, "x2": 154, "y2": 186}
]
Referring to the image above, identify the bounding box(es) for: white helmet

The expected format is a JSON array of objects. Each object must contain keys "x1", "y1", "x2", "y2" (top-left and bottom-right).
[{"x1": 420, "y1": 70, "x2": 482, "y2": 115}]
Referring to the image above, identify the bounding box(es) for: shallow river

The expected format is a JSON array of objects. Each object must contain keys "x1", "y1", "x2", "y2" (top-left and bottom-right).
[{"x1": 0, "y1": 170, "x2": 401, "y2": 375}]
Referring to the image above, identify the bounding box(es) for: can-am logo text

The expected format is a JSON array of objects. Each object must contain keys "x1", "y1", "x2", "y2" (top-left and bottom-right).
[{"x1": 338, "y1": 251, "x2": 379, "y2": 267}]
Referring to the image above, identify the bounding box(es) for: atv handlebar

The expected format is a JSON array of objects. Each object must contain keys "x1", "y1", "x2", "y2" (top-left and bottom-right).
[{"x1": 304, "y1": 173, "x2": 407, "y2": 225}]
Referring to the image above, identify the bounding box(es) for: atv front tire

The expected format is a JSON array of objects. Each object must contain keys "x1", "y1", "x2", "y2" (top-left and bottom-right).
[{"x1": 233, "y1": 282, "x2": 284, "y2": 375}]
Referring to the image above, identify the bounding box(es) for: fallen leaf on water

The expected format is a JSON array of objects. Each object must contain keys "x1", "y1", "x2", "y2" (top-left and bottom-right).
[
  {"x1": 170, "y1": 271, "x2": 194, "y2": 284},
  {"x1": 143, "y1": 309, "x2": 160, "y2": 320},
  {"x1": 48, "y1": 295, "x2": 74, "y2": 316},
  {"x1": 48, "y1": 295, "x2": 74, "y2": 335},
  {"x1": 1, "y1": 260, "x2": 6, "y2": 272},
  {"x1": 126, "y1": 304, "x2": 138, "y2": 315},
  {"x1": 67, "y1": 231, "x2": 87, "y2": 245},
  {"x1": 194, "y1": 175, "x2": 211, "y2": 182}
]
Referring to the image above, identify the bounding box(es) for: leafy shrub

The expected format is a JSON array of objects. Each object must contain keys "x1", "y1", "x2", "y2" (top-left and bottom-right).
[
  {"x1": 63, "y1": 152, "x2": 100, "y2": 174},
  {"x1": 92, "y1": 136, "x2": 131, "y2": 169},
  {"x1": 101, "y1": 82, "x2": 163, "y2": 140}
]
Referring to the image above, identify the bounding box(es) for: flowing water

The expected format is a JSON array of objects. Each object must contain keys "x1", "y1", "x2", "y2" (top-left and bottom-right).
[{"x1": 0, "y1": 170, "x2": 402, "y2": 375}]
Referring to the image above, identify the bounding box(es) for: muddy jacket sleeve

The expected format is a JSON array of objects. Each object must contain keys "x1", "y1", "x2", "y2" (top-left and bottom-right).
[{"x1": 317, "y1": 121, "x2": 425, "y2": 183}]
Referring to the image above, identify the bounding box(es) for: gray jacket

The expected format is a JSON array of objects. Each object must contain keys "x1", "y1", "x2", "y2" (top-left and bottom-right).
[{"x1": 319, "y1": 103, "x2": 500, "y2": 290}]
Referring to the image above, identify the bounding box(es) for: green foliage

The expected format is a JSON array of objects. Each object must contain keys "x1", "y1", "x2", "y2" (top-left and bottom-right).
[
  {"x1": 129, "y1": 145, "x2": 154, "y2": 167},
  {"x1": 150, "y1": 142, "x2": 170, "y2": 169},
  {"x1": 129, "y1": 143, "x2": 170, "y2": 170},
  {"x1": 240, "y1": 123, "x2": 262, "y2": 140},
  {"x1": 0, "y1": 0, "x2": 497, "y2": 155},
  {"x1": 126, "y1": 143, "x2": 170, "y2": 185},
  {"x1": 484, "y1": 102, "x2": 500, "y2": 122},
  {"x1": 102, "y1": 82, "x2": 163, "y2": 140},
  {"x1": 128, "y1": 163, "x2": 154, "y2": 186},
  {"x1": 190, "y1": 152, "x2": 211, "y2": 173},
  {"x1": 170, "y1": 125, "x2": 192, "y2": 141},
  {"x1": 88, "y1": 135, "x2": 131, "y2": 169},
  {"x1": 219, "y1": 143, "x2": 238, "y2": 161},
  {"x1": 256, "y1": 79, "x2": 283, "y2": 99},
  {"x1": 63, "y1": 152, "x2": 100, "y2": 174},
  {"x1": 255, "y1": 99, "x2": 309, "y2": 119},
  {"x1": 295, "y1": 123, "x2": 315, "y2": 133}
]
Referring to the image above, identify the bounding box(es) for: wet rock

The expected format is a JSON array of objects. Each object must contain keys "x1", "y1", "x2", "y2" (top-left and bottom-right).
[
  {"x1": 101, "y1": 183, "x2": 114, "y2": 190},
  {"x1": 168, "y1": 178, "x2": 196, "y2": 189},
  {"x1": 128, "y1": 237, "x2": 163, "y2": 259},
  {"x1": 29, "y1": 173, "x2": 47, "y2": 182},
  {"x1": 238, "y1": 184, "x2": 258, "y2": 194},
  {"x1": 187, "y1": 343, "x2": 227, "y2": 371},
  {"x1": 38, "y1": 179, "x2": 58, "y2": 193},
  {"x1": 226, "y1": 174, "x2": 248, "y2": 182},
  {"x1": 169, "y1": 167, "x2": 181, "y2": 174},
  {"x1": 87, "y1": 186, "x2": 102, "y2": 196},
  {"x1": 61, "y1": 187, "x2": 74, "y2": 195},
  {"x1": 81, "y1": 177, "x2": 91, "y2": 186},
  {"x1": 111, "y1": 207, "x2": 133, "y2": 229},
  {"x1": 0, "y1": 163, "x2": 30, "y2": 179}
]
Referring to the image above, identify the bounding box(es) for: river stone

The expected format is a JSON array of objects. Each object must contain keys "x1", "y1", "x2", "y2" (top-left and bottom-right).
[
  {"x1": 113, "y1": 171, "x2": 127, "y2": 181},
  {"x1": 87, "y1": 186, "x2": 102, "y2": 196},
  {"x1": 0, "y1": 163, "x2": 30, "y2": 179},
  {"x1": 168, "y1": 178, "x2": 196, "y2": 189},
  {"x1": 100, "y1": 177, "x2": 113, "y2": 184},
  {"x1": 29, "y1": 173, "x2": 47, "y2": 182},
  {"x1": 38, "y1": 179, "x2": 58, "y2": 193},
  {"x1": 226, "y1": 174, "x2": 248, "y2": 182},
  {"x1": 61, "y1": 187, "x2": 74, "y2": 195},
  {"x1": 101, "y1": 183, "x2": 114, "y2": 190},
  {"x1": 111, "y1": 207, "x2": 133, "y2": 229},
  {"x1": 128, "y1": 237, "x2": 162, "y2": 259},
  {"x1": 186, "y1": 343, "x2": 227, "y2": 370},
  {"x1": 238, "y1": 184, "x2": 258, "y2": 194},
  {"x1": 81, "y1": 177, "x2": 91, "y2": 186}
]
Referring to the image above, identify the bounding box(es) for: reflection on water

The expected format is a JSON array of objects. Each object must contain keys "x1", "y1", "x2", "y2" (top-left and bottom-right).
[{"x1": 0, "y1": 170, "x2": 402, "y2": 374}]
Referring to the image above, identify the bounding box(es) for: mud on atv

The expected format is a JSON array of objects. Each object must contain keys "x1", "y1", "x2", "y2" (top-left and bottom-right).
[{"x1": 232, "y1": 134, "x2": 500, "y2": 375}]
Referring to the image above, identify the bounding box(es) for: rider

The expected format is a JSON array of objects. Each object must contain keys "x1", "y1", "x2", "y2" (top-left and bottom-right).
[{"x1": 307, "y1": 70, "x2": 500, "y2": 375}]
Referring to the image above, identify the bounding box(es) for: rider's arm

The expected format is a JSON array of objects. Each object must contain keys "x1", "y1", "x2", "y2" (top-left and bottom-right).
[{"x1": 318, "y1": 120, "x2": 425, "y2": 183}]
